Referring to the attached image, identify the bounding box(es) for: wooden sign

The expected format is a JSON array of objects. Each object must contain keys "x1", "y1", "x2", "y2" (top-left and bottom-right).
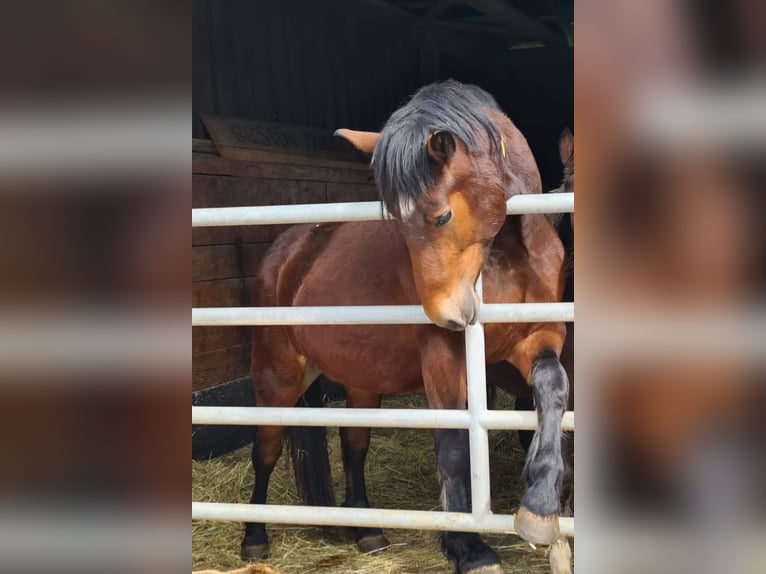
[{"x1": 201, "y1": 114, "x2": 369, "y2": 169}]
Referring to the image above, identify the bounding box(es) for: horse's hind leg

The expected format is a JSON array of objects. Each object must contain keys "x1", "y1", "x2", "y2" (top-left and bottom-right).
[
  {"x1": 241, "y1": 326, "x2": 310, "y2": 562},
  {"x1": 340, "y1": 388, "x2": 390, "y2": 553}
]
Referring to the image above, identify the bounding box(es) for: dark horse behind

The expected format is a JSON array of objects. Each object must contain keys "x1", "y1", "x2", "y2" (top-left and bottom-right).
[{"x1": 241, "y1": 80, "x2": 570, "y2": 574}]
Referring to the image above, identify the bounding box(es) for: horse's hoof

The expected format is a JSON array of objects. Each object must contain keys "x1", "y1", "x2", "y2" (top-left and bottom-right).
[
  {"x1": 357, "y1": 533, "x2": 390, "y2": 554},
  {"x1": 465, "y1": 564, "x2": 506, "y2": 574},
  {"x1": 240, "y1": 543, "x2": 269, "y2": 562},
  {"x1": 514, "y1": 506, "x2": 560, "y2": 545}
]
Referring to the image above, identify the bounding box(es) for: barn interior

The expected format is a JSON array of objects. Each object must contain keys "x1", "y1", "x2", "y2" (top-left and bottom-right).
[
  {"x1": 193, "y1": 0, "x2": 573, "y2": 458},
  {"x1": 193, "y1": 1, "x2": 573, "y2": 571}
]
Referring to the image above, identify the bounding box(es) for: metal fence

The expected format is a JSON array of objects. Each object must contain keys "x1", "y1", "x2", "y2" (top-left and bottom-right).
[{"x1": 192, "y1": 192, "x2": 575, "y2": 537}]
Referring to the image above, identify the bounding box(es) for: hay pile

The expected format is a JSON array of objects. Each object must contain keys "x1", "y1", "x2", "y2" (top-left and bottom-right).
[{"x1": 193, "y1": 393, "x2": 558, "y2": 573}]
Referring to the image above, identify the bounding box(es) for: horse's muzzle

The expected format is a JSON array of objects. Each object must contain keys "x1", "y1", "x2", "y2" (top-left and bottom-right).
[{"x1": 437, "y1": 289, "x2": 479, "y2": 331}]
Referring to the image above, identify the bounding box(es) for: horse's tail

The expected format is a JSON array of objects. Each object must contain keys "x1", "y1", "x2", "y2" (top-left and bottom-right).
[{"x1": 286, "y1": 379, "x2": 336, "y2": 508}]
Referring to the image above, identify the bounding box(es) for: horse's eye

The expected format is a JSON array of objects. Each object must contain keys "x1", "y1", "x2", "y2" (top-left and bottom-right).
[{"x1": 435, "y1": 210, "x2": 452, "y2": 228}]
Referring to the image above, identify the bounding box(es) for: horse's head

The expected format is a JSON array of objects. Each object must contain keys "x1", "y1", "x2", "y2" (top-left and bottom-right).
[{"x1": 337, "y1": 81, "x2": 540, "y2": 330}]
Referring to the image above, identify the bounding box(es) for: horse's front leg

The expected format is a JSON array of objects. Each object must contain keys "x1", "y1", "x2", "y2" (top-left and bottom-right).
[
  {"x1": 509, "y1": 328, "x2": 570, "y2": 546},
  {"x1": 435, "y1": 428, "x2": 502, "y2": 574},
  {"x1": 422, "y1": 331, "x2": 503, "y2": 574}
]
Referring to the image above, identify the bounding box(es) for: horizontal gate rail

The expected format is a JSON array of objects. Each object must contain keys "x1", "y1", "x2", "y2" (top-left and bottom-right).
[
  {"x1": 192, "y1": 405, "x2": 575, "y2": 431},
  {"x1": 192, "y1": 192, "x2": 573, "y2": 227},
  {"x1": 193, "y1": 302, "x2": 574, "y2": 326},
  {"x1": 192, "y1": 502, "x2": 575, "y2": 537}
]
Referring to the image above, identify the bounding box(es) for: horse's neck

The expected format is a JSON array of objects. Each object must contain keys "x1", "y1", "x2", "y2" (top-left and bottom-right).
[{"x1": 489, "y1": 215, "x2": 531, "y2": 260}]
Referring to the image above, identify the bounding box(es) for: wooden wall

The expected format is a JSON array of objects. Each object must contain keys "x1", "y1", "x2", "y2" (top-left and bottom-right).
[{"x1": 192, "y1": 152, "x2": 377, "y2": 394}]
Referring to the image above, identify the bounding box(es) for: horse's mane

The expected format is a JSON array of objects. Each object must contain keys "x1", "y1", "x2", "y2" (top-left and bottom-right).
[{"x1": 373, "y1": 80, "x2": 505, "y2": 218}]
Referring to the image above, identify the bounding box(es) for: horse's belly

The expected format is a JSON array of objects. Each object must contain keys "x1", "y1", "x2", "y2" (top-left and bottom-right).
[{"x1": 290, "y1": 324, "x2": 424, "y2": 394}]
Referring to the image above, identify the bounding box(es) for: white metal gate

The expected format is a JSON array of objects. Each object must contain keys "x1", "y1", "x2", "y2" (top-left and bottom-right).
[{"x1": 192, "y1": 192, "x2": 575, "y2": 537}]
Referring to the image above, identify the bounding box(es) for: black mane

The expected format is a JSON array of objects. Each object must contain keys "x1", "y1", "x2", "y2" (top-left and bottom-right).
[{"x1": 373, "y1": 80, "x2": 504, "y2": 218}]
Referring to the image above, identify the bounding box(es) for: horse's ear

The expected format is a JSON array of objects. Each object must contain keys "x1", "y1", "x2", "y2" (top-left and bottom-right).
[
  {"x1": 427, "y1": 131, "x2": 456, "y2": 165},
  {"x1": 559, "y1": 127, "x2": 574, "y2": 167},
  {"x1": 334, "y1": 129, "x2": 379, "y2": 154}
]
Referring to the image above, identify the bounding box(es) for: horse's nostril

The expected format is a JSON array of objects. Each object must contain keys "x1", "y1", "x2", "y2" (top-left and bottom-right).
[
  {"x1": 461, "y1": 294, "x2": 479, "y2": 326},
  {"x1": 444, "y1": 319, "x2": 466, "y2": 331}
]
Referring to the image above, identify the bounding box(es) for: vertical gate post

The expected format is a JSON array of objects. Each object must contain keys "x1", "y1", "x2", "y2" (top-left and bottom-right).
[{"x1": 466, "y1": 274, "x2": 491, "y2": 517}]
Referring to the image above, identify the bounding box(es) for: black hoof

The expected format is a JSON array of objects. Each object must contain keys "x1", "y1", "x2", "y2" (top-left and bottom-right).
[
  {"x1": 514, "y1": 506, "x2": 560, "y2": 545},
  {"x1": 240, "y1": 543, "x2": 269, "y2": 562},
  {"x1": 443, "y1": 532, "x2": 502, "y2": 574},
  {"x1": 357, "y1": 533, "x2": 391, "y2": 553}
]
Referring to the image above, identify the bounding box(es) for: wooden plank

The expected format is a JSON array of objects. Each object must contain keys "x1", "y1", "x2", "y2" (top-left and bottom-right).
[
  {"x1": 208, "y1": 147, "x2": 370, "y2": 171},
  {"x1": 192, "y1": 223, "x2": 291, "y2": 247},
  {"x1": 326, "y1": 182, "x2": 379, "y2": 203},
  {"x1": 192, "y1": 278, "x2": 235, "y2": 308},
  {"x1": 193, "y1": 343, "x2": 250, "y2": 391},
  {"x1": 193, "y1": 326, "x2": 250, "y2": 355},
  {"x1": 192, "y1": 174, "x2": 271, "y2": 244},
  {"x1": 192, "y1": 226, "x2": 270, "y2": 247},
  {"x1": 192, "y1": 276, "x2": 258, "y2": 308},
  {"x1": 193, "y1": 175, "x2": 331, "y2": 245},
  {"x1": 191, "y1": 277, "x2": 258, "y2": 354},
  {"x1": 192, "y1": 244, "x2": 270, "y2": 282},
  {"x1": 201, "y1": 114, "x2": 368, "y2": 167},
  {"x1": 193, "y1": 174, "x2": 328, "y2": 208},
  {"x1": 192, "y1": 245, "x2": 236, "y2": 282},
  {"x1": 192, "y1": 138, "x2": 219, "y2": 155},
  {"x1": 193, "y1": 153, "x2": 373, "y2": 184}
]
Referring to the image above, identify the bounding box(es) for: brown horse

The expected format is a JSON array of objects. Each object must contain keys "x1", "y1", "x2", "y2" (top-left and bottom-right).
[{"x1": 241, "y1": 81, "x2": 569, "y2": 574}]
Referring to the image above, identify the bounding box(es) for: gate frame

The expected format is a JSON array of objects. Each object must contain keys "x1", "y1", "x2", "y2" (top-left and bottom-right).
[{"x1": 192, "y1": 192, "x2": 574, "y2": 537}]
